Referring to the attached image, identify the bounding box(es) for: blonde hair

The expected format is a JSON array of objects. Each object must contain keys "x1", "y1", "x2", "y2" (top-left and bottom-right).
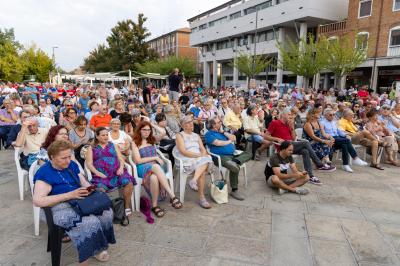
[{"x1": 47, "y1": 140, "x2": 73, "y2": 160}]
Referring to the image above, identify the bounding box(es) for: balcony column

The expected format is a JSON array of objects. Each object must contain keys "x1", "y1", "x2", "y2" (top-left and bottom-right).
[
  {"x1": 276, "y1": 27, "x2": 285, "y2": 85},
  {"x1": 233, "y1": 38, "x2": 239, "y2": 88},
  {"x1": 296, "y1": 22, "x2": 308, "y2": 88},
  {"x1": 271, "y1": 0, "x2": 277, "y2": 5},
  {"x1": 203, "y1": 61, "x2": 210, "y2": 88},
  {"x1": 212, "y1": 43, "x2": 218, "y2": 88}
]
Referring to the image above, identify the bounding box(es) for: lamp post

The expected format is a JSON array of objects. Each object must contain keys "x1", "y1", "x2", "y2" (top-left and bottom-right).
[{"x1": 52, "y1": 46, "x2": 58, "y2": 84}]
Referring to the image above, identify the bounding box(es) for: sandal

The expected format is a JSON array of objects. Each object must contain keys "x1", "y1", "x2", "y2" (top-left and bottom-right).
[
  {"x1": 188, "y1": 179, "x2": 198, "y2": 191},
  {"x1": 370, "y1": 163, "x2": 384, "y2": 170},
  {"x1": 125, "y1": 208, "x2": 132, "y2": 217},
  {"x1": 94, "y1": 250, "x2": 110, "y2": 262},
  {"x1": 151, "y1": 206, "x2": 165, "y2": 218},
  {"x1": 388, "y1": 160, "x2": 400, "y2": 167},
  {"x1": 170, "y1": 197, "x2": 183, "y2": 209},
  {"x1": 198, "y1": 198, "x2": 211, "y2": 209}
]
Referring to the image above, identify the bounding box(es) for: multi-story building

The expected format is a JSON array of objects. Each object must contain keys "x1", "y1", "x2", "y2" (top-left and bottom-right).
[
  {"x1": 147, "y1": 27, "x2": 198, "y2": 62},
  {"x1": 318, "y1": 0, "x2": 400, "y2": 91},
  {"x1": 188, "y1": 0, "x2": 349, "y2": 88}
]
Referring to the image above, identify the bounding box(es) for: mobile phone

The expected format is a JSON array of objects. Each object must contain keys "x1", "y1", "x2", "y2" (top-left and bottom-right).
[{"x1": 87, "y1": 185, "x2": 96, "y2": 192}]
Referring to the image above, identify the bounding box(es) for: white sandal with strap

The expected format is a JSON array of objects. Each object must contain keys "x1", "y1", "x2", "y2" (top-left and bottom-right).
[{"x1": 94, "y1": 250, "x2": 109, "y2": 262}]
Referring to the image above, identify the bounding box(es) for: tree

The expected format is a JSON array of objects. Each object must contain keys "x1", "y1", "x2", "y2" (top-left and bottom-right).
[
  {"x1": 135, "y1": 56, "x2": 196, "y2": 77},
  {"x1": 20, "y1": 44, "x2": 54, "y2": 82},
  {"x1": 0, "y1": 28, "x2": 24, "y2": 81},
  {"x1": 277, "y1": 34, "x2": 327, "y2": 88},
  {"x1": 231, "y1": 52, "x2": 272, "y2": 88},
  {"x1": 321, "y1": 35, "x2": 367, "y2": 89},
  {"x1": 83, "y1": 13, "x2": 158, "y2": 72}
]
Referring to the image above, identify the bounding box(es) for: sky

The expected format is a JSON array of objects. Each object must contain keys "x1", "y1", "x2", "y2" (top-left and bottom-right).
[{"x1": 0, "y1": 0, "x2": 227, "y2": 71}]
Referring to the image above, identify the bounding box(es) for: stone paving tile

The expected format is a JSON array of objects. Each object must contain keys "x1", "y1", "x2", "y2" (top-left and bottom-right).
[
  {"x1": 376, "y1": 223, "x2": 400, "y2": 254},
  {"x1": 151, "y1": 249, "x2": 212, "y2": 266},
  {"x1": 212, "y1": 218, "x2": 270, "y2": 241},
  {"x1": 208, "y1": 257, "x2": 267, "y2": 266},
  {"x1": 265, "y1": 197, "x2": 307, "y2": 214},
  {"x1": 146, "y1": 225, "x2": 208, "y2": 255},
  {"x1": 270, "y1": 235, "x2": 312, "y2": 266},
  {"x1": 159, "y1": 211, "x2": 215, "y2": 233},
  {"x1": 305, "y1": 214, "x2": 347, "y2": 242},
  {"x1": 361, "y1": 207, "x2": 400, "y2": 225},
  {"x1": 311, "y1": 238, "x2": 357, "y2": 266},
  {"x1": 205, "y1": 234, "x2": 269, "y2": 265},
  {"x1": 271, "y1": 211, "x2": 307, "y2": 238},
  {"x1": 306, "y1": 202, "x2": 364, "y2": 220},
  {"x1": 349, "y1": 187, "x2": 400, "y2": 212},
  {"x1": 341, "y1": 219, "x2": 400, "y2": 265}
]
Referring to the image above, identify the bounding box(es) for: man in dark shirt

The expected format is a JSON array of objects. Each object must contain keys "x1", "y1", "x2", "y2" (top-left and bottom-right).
[
  {"x1": 143, "y1": 83, "x2": 152, "y2": 105},
  {"x1": 265, "y1": 141, "x2": 310, "y2": 195},
  {"x1": 168, "y1": 68, "x2": 182, "y2": 102}
]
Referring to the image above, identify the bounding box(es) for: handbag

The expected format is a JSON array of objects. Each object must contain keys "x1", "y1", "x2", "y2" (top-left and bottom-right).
[
  {"x1": 210, "y1": 178, "x2": 228, "y2": 204},
  {"x1": 65, "y1": 169, "x2": 112, "y2": 217},
  {"x1": 111, "y1": 197, "x2": 129, "y2": 226}
]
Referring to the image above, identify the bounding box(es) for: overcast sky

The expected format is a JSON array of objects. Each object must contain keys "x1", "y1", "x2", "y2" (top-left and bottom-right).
[{"x1": 0, "y1": 0, "x2": 227, "y2": 71}]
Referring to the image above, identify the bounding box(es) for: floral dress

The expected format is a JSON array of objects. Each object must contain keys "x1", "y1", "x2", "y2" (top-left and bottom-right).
[
  {"x1": 303, "y1": 122, "x2": 333, "y2": 160},
  {"x1": 91, "y1": 142, "x2": 136, "y2": 191}
]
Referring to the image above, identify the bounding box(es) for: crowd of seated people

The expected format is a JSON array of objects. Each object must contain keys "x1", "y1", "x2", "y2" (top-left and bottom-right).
[{"x1": 1, "y1": 77, "x2": 400, "y2": 264}]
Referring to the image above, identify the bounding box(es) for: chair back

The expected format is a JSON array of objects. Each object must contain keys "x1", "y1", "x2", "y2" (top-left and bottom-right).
[
  {"x1": 84, "y1": 161, "x2": 93, "y2": 181},
  {"x1": 295, "y1": 128, "x2": 303, "y2": 141},
  {"x1": 28, "y1": 160, "x2": 40, "y2": 195},
  {"x1": 128, "y1": 151, "x2": 139, "y2": 178}
]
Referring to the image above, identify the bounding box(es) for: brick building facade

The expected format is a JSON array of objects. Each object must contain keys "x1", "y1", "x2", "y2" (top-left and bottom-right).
[{"x1": 318, "y1": 0, "x2": 400, "y2": 91}]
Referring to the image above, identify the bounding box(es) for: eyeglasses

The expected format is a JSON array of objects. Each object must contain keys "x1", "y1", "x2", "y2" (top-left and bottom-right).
[
  {"x1": 141, "y1": 128, "x2": 151, "y2": 132},
  {"x1": 382, "y1": 107, "x2": 390, "y2": 110},
  {"x1": 354, "y1": 105, "x2": 360, "y2": 108},
  {"x1": 68, "y1": 111, "x2": 76, "y2": 114},
  {"x1": 78, "y1": 123, "x2": 87, "y2": 126}
]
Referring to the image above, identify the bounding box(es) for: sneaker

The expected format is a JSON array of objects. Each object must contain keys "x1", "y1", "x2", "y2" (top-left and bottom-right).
[
  {"x1": 294, "y1": 187, "x2": 310, "y2": 195},
  {"x1": 278, "y1": 188, "x2": 288, "y2": 195},
  {"x1": 225, "y1": 160, "x2": 240, "y2": 173},
  {"x1": 317, "y1": 164, "x2": 336, "y2": 172},
  {"x1": 254, "y1": 153, "x2": 261, "y2": 161},
  {"x1": 352, "y1": 158, "x2": 368, "y2": 166},
  {"x1": 230, "y1": 190, "x2": 245, "y2": 201},
  {"x1": 309, "y1": 176, "x2": 323, "y2": 185},
  {"x1": 342, "y1": 165, "x2": 354, "y2": 173}
]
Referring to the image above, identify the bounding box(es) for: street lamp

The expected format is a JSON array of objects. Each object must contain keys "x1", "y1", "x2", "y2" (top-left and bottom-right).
[{"x1": 51, "y1": 46, "x2": 58, "y2": 84}]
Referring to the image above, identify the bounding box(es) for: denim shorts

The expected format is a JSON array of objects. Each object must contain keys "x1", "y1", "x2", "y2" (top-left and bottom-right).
[{"x1": 247, "y1": 134, "x2": 264, "y2": 143}]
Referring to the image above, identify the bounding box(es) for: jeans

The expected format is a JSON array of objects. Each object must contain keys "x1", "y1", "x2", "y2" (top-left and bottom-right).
[
  {"x1": 0, "y1": 125, "x2": 13, "y2": 146},
  {"x1": 292, "y1": 140, "x2": 324, "y2": 177},
  {"x1": 333, "y1": 136, "x2": 357, "y2": 165},
  {"x1": 168, "y1": 90, "x2": 179, "y2": 102}
]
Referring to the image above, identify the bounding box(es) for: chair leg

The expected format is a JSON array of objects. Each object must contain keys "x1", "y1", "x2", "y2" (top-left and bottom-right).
[
  {"x1": 242, "y1": 165, "x2": 248, "y2": 187},
  {"x1": 134, "y1": 184, "x2": 141, "y2": 212},
  {"x1": 50, "y1": 227, "x2": 63, "y2": 266},
  {"x1": 33, "y1": 206, "x2": 40, "y2": 236},
  {"x1": 179, "y1": 174, "x2": 187, "y2": 203},
  {"x1": 18, "y1": 173, "x2": 24, "y2": 201}
]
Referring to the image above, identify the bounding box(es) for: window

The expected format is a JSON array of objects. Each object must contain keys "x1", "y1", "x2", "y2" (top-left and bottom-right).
[
  {"x1": 199, "y1": 24, "x2": 207, "y2": 30},
  {"x1": 230, "y1": 11, "x2": 241, "y2": 20},
  {"x1": 216, "y1": 40, "x2": 234, "y2": 50},
  {"x1": 244, "y1": 1, "x2": 272, "y2": 15},
  {"x1": 257, "y1": 29, "x2": 276, "y2": 42},
  {"x1": 394, "y1": 0, "x2": 400, "y2": 11},
  {"x1": 356, "y1": 32, "x2": 369, "y2": 50},
  {"x1": 209, "y1": 17, "x2": 227, "y2": 27},
  {"x1": 389, "y1": 27, "x2": 400, "y2": 46},
  {"x1": 359, "y1": 0, "x2": 372, "y2": 18},
  {"x1": 238, "y1": 36, "x2": 248, "y2": 46}
]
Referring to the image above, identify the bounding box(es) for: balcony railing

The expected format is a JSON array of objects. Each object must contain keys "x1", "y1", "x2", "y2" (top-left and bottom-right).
[
  {"x1": 318, "y1": 20, "x2": 347, "y2": 35},
  {"x1": 388, "y1": 46, "x2": 400, "y2": 57}
]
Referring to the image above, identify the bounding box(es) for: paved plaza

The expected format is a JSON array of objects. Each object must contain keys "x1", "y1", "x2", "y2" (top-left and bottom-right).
[{"x1": 1, "y1": 149, "x2": 400, "y2": 266}]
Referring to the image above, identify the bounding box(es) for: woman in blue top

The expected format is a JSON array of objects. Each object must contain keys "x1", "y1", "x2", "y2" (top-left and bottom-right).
[{"x1": 33, "y1": 140, "x2": 115, "y2": 265}]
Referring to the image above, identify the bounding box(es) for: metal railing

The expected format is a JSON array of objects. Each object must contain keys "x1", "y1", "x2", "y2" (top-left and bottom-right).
[{"x1": 318, "y1": 20, "x2": 347, "y2": 35}]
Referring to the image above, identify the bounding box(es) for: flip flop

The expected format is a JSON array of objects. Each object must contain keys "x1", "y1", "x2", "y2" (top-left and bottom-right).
[
  {"x1": 94, "y1": 250, "x2": 110, "y2": 262},
  {"x1": 198, "y1": 198, "x2": 211, "y2": 209},
  {"x1": 188, "y1": 179, "x2": 198, "y2": 191}
]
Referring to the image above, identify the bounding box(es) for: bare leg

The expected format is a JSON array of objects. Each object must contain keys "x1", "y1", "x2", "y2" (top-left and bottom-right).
[
  {"x1": 79, "y1": 260, "x2": 89, "y2": 266},
  {"x1": 370, "y1": 139, "x2": 379, "y2": 164},
  {"x1": 197, "y1": 172, "x2": 206, "y2": 199},
  {"x1": 192, "y1": 163, "x2": 208, "y2": 182},
  {"x1": 151, "y1": 164, "x2": 175, "y2": 198},
  {"x1": 270, "y1": 175, "x2": 309, "y2": 192},
  {"x1": 149, "y1": 174, "x2": 160, "y2": 207},
  {"x1": 123, "y1": 182, "x2": 133, "y2": 209}
]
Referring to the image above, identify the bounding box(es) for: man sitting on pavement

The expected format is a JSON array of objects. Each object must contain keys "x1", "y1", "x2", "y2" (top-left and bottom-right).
[
  {"x1": 204, "y1": 117, "x2": 252, "y2": 201},
  {"x1": 267, "y1": 108, "x2": 336, "y2": 185},
  {"x1": 265, "y1": 141, "x2": 310, "y2": 195}
]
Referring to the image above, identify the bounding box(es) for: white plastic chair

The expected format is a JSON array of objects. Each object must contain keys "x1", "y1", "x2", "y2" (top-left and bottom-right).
[
  {"x1": 28, "y1": 160, "x2": 41, "y2": 236},
  {"x1": 295, "y1": 128, "x2": 305, "y2": 141},
  {"x1": 15, "y1": 147, "x2": 29, "y2": 200},
  {"x1": 206, "y1": 147, "x2": 248, "y2": 187},
  {"x1": 84, "y1": 161, "x2": 135, "y2": 212},
  {"x1": 128, "y1": 149, "x2": 174, "y2": 211},
  {"x1": 172, "y1": 147, "x2": 191, "y2": 203}
]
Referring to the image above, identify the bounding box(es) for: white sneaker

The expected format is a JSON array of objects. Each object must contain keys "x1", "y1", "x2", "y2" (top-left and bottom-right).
[
  {"x1": 278, "y1": 188, "x2": 288, "y2": 195},
  {"x1": 342, "y1": 165, "x2": 354, "y2": 173},
  {"x1": 352, "y1": 158, "x2": 368, "y2": 166}
]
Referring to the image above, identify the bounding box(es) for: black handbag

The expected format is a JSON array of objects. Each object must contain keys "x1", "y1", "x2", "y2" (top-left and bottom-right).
[
  {"x1": 111, "y1": 198, "x2": 129, "y2": 226},
  {"x1": 66, "y1": 169, "x2": 112, "y2": 217}
]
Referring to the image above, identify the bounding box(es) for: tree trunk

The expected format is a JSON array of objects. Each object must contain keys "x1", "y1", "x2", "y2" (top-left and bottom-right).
[
  {"x1": 303, "y1": 76, "x2": 310, "y2": 89},
  {"x1": 340, "y1": 75, "x2": 347, "y2": 90}
]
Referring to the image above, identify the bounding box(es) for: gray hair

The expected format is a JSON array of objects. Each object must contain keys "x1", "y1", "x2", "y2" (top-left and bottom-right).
[
  {"x1": 110, "y1": 118, "x2": 121, "y2": 125},
  {"x1": 323, "y1": 108, "x2": 334, "y2": 116},
  {"x1": 180, "y1": 115, "x2": 193, "y2": 125},
  {"x1": 164, "y1": 104, "x2": 173, "y2": 113},
  {"x1": 208, "y1": 117, "x2": 219, "y2": 129}
]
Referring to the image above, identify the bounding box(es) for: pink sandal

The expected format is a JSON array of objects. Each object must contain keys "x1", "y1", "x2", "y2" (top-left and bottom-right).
[{"x1": 198, "y1": 198, "x2": 211, "y2": 209}]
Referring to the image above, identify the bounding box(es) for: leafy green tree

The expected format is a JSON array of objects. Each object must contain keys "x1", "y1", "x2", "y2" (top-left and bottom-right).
[
  {"x1": 0, "y1": 28, "x2": 24, "y2": 81},
  {"x1": 135, "y1": 56, "x2": 196, "y2": 77},
  {"x1": 277, "y1": 34, "x2": 327, "y2": 88},
  {"x1": 83, "y1": 14, "x2": 158, "y2": 72},
  {"x1": 20, "y1": 44, "x2": 54, "y2": 82},
  {"x1": 231, "y1": 52, "x2": 272, "y2": 88},
  {"x1": 321, "y1": 35, "x2": 367, "y2": 89}
]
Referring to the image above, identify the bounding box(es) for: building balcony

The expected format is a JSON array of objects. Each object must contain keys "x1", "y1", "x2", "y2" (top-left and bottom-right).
[
  {"x1": 387, "y1": 46, "x2": 400, "y2": 57},
  {"x1": 318, "y1": 20, "x2": 347, "y2": 36}
]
